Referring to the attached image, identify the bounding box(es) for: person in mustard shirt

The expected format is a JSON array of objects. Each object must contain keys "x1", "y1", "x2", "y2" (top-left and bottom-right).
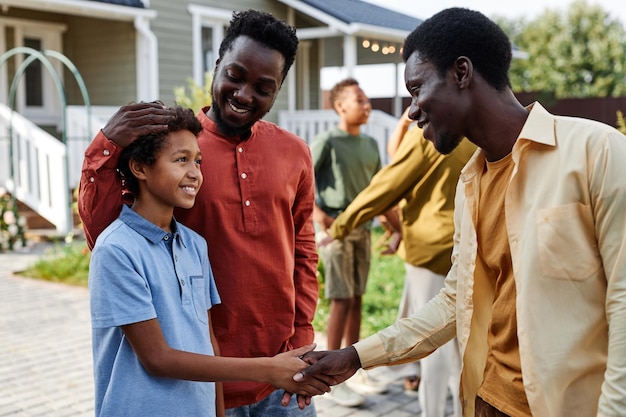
[
  {"x1": 322, "y1": 110, "x2": 475, "y2": 416},
  {"x1": 295, "y1": 8, "x2": 626, "y2": 417}
]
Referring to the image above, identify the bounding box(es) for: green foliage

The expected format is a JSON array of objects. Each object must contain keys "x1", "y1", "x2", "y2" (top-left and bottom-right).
[
  {"x1": 501, "y1": 0, "x2": 626, "y2": 98},
  {"x1": 313, "y1": 227, "x2": 406, "y2": 338},
  {"x1": 0, "y1": 193, "x2": 27, "y2": 251},
  {"x1": 20, "y1": 242, "x2": 90, "y2": 286},
  {"x1": 174, "y1": 72, "x2": 213, "y2": 113},
  {"x1": 617, "y1": 111, "x2": 626, "y2": 134}
]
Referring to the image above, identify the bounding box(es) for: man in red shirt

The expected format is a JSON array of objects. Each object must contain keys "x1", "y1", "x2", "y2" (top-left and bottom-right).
[{"x1": 79, "y1": 9, "x2": 319, "y2": 417}]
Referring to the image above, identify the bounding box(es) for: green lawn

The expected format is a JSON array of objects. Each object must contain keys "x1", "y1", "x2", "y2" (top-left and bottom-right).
[
  {"x1": 21, "y1": 226, "x2": 405, "y2": 337},
  {"x1": 313, "y1": 226, "x2": 405, "y2": 338}
]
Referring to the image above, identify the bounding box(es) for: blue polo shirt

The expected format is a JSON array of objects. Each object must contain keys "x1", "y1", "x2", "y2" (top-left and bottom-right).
[{"x1": 89, "y1": 205, "x2": 221, "y2": 417}]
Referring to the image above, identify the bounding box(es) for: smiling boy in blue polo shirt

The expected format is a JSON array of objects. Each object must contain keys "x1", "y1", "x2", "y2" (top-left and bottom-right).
[{"x1": 88, "y1": 105, "x2": 325, "y2": 417}]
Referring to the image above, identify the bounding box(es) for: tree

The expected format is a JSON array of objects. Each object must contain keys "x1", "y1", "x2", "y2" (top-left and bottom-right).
[{"x1": 501, "y1": 0, "x2": 626, "y2": 98}]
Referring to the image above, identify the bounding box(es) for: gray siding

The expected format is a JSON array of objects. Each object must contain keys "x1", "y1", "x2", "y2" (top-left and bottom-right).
[
  {"x1": 63, "y1": 17, "x2": 137, "y2": 105},
  {"x1": 1, "y1": 6, "x2": 137, "y2": 107}
]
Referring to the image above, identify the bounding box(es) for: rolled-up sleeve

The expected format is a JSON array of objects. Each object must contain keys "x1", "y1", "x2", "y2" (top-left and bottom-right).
[{"x1": 78, "y1": 131, "x2": 125, "y2": 249}]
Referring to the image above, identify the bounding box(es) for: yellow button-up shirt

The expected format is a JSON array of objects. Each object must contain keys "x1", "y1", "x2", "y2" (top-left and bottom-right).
[{"x1": 354, "y1": 103, "x2": 626, "y2": 417}]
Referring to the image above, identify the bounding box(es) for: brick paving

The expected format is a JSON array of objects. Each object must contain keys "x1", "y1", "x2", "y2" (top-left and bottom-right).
[{"x1": 0, "y1": 242, "x2": 445, "y2": 417}]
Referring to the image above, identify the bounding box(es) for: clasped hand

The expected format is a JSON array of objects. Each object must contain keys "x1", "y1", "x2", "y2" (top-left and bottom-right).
[{"x1": 281, "y1": 346, "x2": 362, "y2": 409}]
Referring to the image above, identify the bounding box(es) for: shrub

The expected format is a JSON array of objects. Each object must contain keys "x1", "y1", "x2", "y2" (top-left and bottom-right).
[
  {"x1": 0, "y1": 191, "x2": 27, "y2": 251},
  {"x1": 19, "y1": 242, "x2": 90, "y2": 286},
  {"x1": 174, "y1": 72, "x2": 213, "y2": 114},
  {"x1": 617, "y1": 110, "x2": 626, "y2": 135}
]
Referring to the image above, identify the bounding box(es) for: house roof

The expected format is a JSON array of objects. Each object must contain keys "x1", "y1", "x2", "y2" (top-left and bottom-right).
[
  {"x1": 88, "y1": 0, "x2": 145, "y2": 7},
  {"x1": 299, "y1": 0, "x2": 422, "y2": 32}
]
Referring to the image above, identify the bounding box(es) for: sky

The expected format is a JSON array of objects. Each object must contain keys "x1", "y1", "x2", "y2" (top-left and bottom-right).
[
  {"x1": 321, "y1": 0, "x2": 625, "y2": 98},
  {"x1": 364, "y1": 0, "x2": 626, "y2": 25}
]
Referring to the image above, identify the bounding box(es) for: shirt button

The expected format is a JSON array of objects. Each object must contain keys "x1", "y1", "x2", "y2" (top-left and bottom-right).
[
  {"x1": 244, "y1": 200, "x2": 251, "y2": 207},
  {"x1": 103, "y1": 149, "x2": 110, "y2": 156},
  {"x1": 238, "y1": 147, "x2": 243, "y2": 153},
  {"x1": 164, "y1": 235, "x2": 169, "y2": 241},
  {"x1": 180, "y1": 279, "x2": 185, "y2": 286},
  {"x1": 89, "y1": 177, "x2": 95, "y2": 183},
  {"x1": 241, "y1": 173, "x2": 247, "y2": 179},
  {"x1": 174, "y1": 255, "x2": 178, "y2": 262}
]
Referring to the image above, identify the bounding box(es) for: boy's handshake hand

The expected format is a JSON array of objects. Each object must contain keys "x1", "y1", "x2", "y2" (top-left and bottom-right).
[{"x1": 267, "y1": 343, "x2": 330, "y2": 397}]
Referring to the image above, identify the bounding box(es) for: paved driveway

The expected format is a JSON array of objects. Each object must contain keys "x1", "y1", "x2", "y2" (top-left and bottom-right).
[{"x1": 0, "y1": 243, "x2": 436, "y2": 417}]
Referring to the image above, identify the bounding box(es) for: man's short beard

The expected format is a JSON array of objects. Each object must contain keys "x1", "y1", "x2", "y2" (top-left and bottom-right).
[
  {"x1": 434, "y1": 131, "x2": 463, "y2": 155},
  {"x1": 212, "y1": 101, "x2": 253, "y2": 139}
]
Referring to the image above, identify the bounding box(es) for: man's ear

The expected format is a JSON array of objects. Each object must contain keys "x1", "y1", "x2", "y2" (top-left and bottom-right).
[
  {"x1": 129, "y1": 159, "x2": 148, "y2": 181},
  {"x1": 453, "y1": 56, "x2": 473, "y2": 90}
]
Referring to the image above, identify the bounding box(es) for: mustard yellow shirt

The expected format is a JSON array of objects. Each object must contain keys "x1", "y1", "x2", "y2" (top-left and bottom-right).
[
  {"x1": 354, "y1": 103, "x2": 626, "y2": 417},
  {"x1": 329, "y1": 127, "x2": 476, "y2": 276}
]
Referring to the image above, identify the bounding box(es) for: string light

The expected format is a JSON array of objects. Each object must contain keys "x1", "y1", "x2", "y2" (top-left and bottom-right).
[{"x1": 360, "y1": 38, "x2": 400, "y2": 56}]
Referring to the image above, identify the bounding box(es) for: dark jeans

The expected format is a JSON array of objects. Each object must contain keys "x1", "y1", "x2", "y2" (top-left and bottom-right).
[{"x1": 475, "y1": 395, "x2": 511, "y2": 417}]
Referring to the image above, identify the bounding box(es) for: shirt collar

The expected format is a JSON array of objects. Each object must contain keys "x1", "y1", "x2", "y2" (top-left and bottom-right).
[
  {"x1": 517, "y1": 101, "x2": 556, "y2": 147},
  {"x1": 119, "y1": 205, "x2": 184, "y2": 246},
  {"x1": 461, "y1": 101, "x2": 556, "y2": 182}
]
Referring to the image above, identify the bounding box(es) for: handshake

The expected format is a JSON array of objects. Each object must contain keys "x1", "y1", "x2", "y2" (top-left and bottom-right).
[{"x1": 271, "y1": 345, "x2": 362, "y2": 409}]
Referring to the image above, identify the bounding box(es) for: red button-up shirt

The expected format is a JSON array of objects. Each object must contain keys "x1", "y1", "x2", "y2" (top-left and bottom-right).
[{"x1": 79, "y1": 108, "x2": 319, "y2": 408}]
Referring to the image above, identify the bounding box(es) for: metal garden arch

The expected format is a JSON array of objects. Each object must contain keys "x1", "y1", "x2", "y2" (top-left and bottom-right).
[{"x1": 0, "y1": 47, "x2": 91, "y2": 235}]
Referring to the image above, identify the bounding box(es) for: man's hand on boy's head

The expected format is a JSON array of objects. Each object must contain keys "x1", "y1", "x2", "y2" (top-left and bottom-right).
[{"x1": 102, "y1": 101, "x2": 176, "y2": 148}]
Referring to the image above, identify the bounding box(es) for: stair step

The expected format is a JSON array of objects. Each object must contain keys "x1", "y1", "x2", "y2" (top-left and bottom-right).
[{"x1": 3, "y1": 192, "x2": 82, "y2": 234}]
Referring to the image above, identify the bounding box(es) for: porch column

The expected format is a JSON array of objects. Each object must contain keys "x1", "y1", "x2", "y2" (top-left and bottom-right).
[
  {"x1": 343, "y1": 34, "x2": 357, "y2": 77},
  {"x1": 134, "y1": 16, "x2": 158, "y2": 101}
]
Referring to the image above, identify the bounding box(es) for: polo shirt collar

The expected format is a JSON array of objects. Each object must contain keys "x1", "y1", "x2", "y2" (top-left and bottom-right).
[{"x1": 118, "y1": 205, "x2": 184, "y2": 246}]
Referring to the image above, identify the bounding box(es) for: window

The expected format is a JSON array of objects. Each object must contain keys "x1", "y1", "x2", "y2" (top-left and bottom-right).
[
  {"x1": 23, "y1": 37, "x2": 43, "y2": 106},
  {"x1": 0, "y1": 18, "x2": 66, "y2": 127},
  {"x1": 188, "y1": 5, "x2": 231, "y2": 86}
]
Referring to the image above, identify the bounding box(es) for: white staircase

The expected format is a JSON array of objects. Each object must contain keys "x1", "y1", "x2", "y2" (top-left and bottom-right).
[
  {"x1": 1, "y1": 106, "x2": 396, "y2": 237},
  {"x1": 0, "y1": 104, "x2": 116, "y2": 236}
]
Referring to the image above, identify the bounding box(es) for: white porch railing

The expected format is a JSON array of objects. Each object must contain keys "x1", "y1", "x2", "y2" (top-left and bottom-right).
[
  {"x1": 1, "y1": 106, "x2": 396, "y2": 235},
  {"x1": 278, "y1": 109, "x2": 398, "y2": 165},
  {"x1": 0, "y1": 103, "x2": 71, "y2": 234},
  {"x1": 66, "y1": 105, "x2": 118, "y2": 186},
  {"x1": 0, "y1": 104, "x2": 116, "y2": 235}
]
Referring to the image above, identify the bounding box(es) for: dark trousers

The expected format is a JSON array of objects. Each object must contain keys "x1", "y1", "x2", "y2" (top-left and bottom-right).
[{"x1": 475, "y1": 396, "x2": 511, "y2": 417}]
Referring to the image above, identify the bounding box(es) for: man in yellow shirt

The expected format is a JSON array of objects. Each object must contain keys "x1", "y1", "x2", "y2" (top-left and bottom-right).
[{"x1": 294, "y1": 8, "x2": 626, "y2": 417}]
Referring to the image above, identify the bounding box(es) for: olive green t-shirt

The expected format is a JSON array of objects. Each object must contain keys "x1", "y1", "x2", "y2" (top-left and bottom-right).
[{"x1": 311, "y1": 127, "x2": 381, "y2": 218}]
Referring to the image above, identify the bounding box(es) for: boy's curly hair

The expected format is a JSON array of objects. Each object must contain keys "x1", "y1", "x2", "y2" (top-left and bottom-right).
[{"x1": 117, "y1": 105, "x2": 202, "y2": 195}]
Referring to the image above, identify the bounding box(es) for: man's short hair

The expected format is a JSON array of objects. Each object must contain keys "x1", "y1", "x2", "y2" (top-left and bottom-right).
[
  {"x1": 402, "y1": 8, "x2": 512, "y2": 91},
  {"x1": 219, "y1": 9, "x2": 298, "y2": 82}
]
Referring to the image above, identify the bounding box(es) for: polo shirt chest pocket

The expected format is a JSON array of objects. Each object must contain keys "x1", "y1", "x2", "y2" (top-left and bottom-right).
[
  {"x1": 189, "y1": 275, "x2": 208, "y2": 324},
  {"x1": 536, "y1": 202, "x2": 602, "y2": 280}
]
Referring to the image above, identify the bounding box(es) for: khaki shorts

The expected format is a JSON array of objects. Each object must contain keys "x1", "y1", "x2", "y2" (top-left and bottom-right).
[{"x1": 319, "y1": 227, "x2": 371, "y2": 299}]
